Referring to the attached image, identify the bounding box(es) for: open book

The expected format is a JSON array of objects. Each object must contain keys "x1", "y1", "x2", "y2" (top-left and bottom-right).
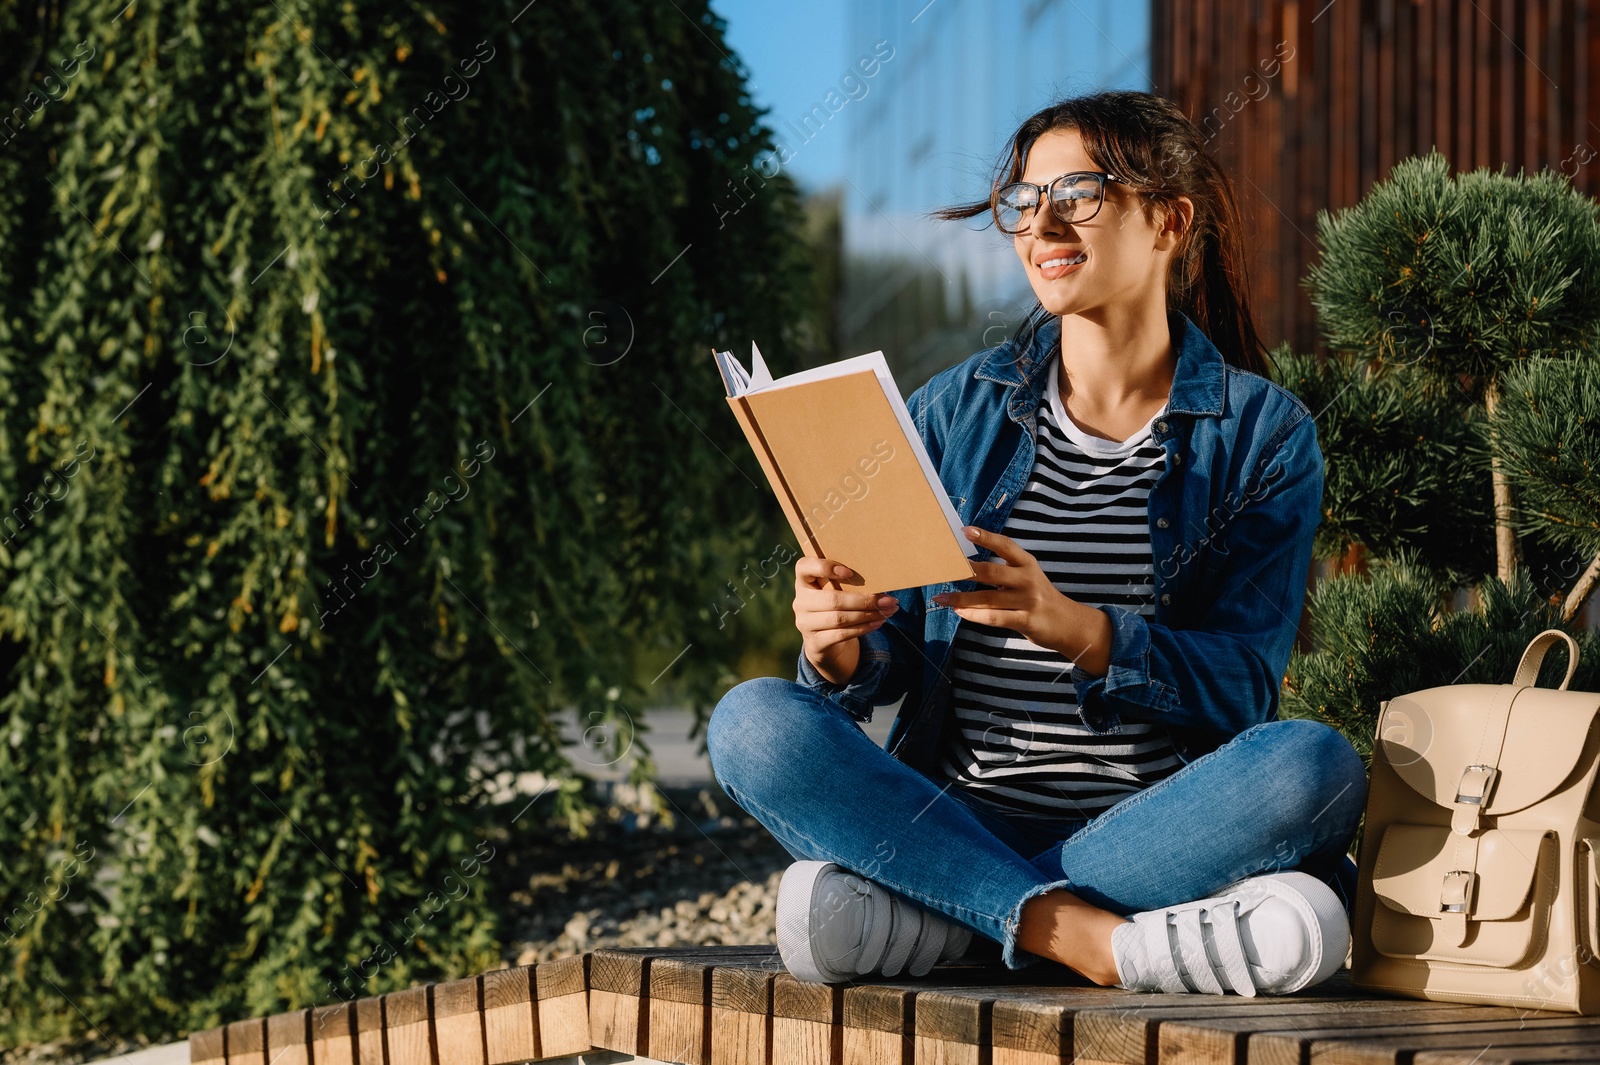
[{"x1": 714, "y1": 342, "x2": 978, "y2": 594}]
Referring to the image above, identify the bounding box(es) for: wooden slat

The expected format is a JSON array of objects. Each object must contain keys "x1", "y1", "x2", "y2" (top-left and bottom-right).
[
  {"x1": 353, "y1": 996, "x2": 385, "y2": 1065},
  {"x1": 1151, "y1": 0, "x2": 1600, "y2": 355},
  {"x1": 842, "y1": 982, "x2": 913, "y2": 1065},
  {"x1": 481, "y1": 967, "x2": 539, "y2": 1065},
  {"x1": 1160, "y1": 1004, "x2": 1547, "y2": 1065},
  {"x1": 911, "y1": 979, "x2": 1123, "y2": 1064},
  {"x1": 1311, "y1": 1019, "x2": 1600, "y2": 1065},
  {"x1": 267, "y1": 1010, "x2": 311, "y2": 1065},
  {"x1": 1416, "y1": 1046, "x2": 1600, "y2": 1065},
  {"x1": 648, "y1": 946, "x2": 781, "y2": 1065},
  {"x1": 226, "y1": 1019, "x2": 267, "y2": 1065},
  {"x1": 914, "y1": 987, "x2": 990, "y2": 1065},
  {"x1": 309, "y1": 1003, "x2": 355, "y2": 1065},
  {"x1": 1250, "y1": 1012, "x2": 1588, "y2": 1065},
  {"x1": 710, "y1": 953, "x2": 787, "y2": 1065},
  {"x1": 189, "y1": 1025, "x2": 227, "y2": 1065},
  {"x1": 431, "y1": 976, "x2": 483, "y2": 1065},
  {"x1": 836, "y1": 967, "x2": 1111, "y2": 1065},
  {"x1": 384, "y1": 986, "x2": 432, "y2": 1065},
  {"x1": 991, "y1": 994, "x2": 1070, "y2": 1065},
  {"x1": 589, "y1": 947, "x2": 652, "y2": 1056},
  {"x1": 650, "y1": 957, "x2": 714, "y2": 1065},
  {"x1": 1073, "y1": 978, "x2": 1466, "y2": 1065},
  {"x1": 535, "y1": 952, "x2": 590, "y2": 1059},
  {"x1": 772, "y1": 971, "x2": 840, "y2": 1065}
]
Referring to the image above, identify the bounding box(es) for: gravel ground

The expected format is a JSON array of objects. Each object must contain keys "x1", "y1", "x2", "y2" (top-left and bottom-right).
[{"x1": 499, "y1": 781, "x2": 796, "y2": 964}]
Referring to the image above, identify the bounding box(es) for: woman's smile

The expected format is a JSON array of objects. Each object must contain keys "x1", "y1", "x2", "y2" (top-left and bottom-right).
[{"x1": 1035, "y1": 248, "x2": 1087, "y2": 280}]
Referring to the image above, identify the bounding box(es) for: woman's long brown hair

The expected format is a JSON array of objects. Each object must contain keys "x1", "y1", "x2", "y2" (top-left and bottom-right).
[{"x1": 933, "y1": 90, "x2": 1268, "y2": 376}]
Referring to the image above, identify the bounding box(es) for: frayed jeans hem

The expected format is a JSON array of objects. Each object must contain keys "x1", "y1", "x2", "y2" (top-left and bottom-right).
[{"x1": 1001, "y1": 876, "x2": 1077, "y2": 970}]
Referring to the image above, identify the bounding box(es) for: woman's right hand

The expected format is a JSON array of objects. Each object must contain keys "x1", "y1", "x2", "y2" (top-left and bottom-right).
[{"x1": 794, "y1": 557, "x2": 899, "y2": 685}]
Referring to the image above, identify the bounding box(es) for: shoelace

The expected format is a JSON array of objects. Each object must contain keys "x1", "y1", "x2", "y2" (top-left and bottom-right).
[{"x1": 1144, "y1": 900, "x2": 1257, "y2": 996}]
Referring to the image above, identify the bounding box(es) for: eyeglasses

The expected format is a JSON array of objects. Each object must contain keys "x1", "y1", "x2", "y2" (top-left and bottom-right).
[{"x1": 992, "y1": 170, "x2": 1125, "y2": 234}]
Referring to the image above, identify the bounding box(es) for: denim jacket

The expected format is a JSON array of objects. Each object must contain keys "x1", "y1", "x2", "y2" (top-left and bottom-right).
[{"x1": 795, "y1": 309, "x2": 1325, "y2": 778}]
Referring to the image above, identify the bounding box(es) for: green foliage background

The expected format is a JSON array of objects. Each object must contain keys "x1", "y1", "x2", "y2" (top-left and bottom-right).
[{"x1": 0, "y1": 0, "x2": 809, "y2": 1046}]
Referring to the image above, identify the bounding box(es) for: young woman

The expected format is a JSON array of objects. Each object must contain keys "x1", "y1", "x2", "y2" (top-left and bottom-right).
[{"x1": 706, "y1": 90, "x2": 1367, "y2": 995}]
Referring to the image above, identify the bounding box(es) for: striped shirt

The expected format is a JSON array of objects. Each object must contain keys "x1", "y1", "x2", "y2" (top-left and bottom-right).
[{"x1": 935, "y1": 353, "x2": 1182, "y2": 822}]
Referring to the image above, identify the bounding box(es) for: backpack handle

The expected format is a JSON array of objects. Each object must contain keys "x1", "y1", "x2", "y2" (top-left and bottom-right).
[{"x1": 1513, "y1": 628, "x2": 1581, "y2": 690}]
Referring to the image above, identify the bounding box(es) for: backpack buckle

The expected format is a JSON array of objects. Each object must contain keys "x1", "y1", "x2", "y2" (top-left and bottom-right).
[
  {"x1": 1440, "y1": 869, "x2": 1475, "y2": 914},
  {"x1": 1454, "y1": 764, "x2": 1499, "y2": 806}
]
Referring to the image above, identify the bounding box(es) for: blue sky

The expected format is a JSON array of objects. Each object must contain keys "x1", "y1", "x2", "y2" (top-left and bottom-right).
[{"x1": 711, "y1": 0, "x2": 851, "y2": 194}]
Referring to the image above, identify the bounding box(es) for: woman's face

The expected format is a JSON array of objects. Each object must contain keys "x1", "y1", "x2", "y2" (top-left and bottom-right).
[{"x1": 1009, "y1": 127, "x2": 1186, "y2": 320}]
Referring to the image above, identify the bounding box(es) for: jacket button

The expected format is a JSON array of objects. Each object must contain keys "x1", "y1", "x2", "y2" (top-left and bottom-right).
[
  {"x1": 1172, "y1": 452, "x2": 1183, "y2": 465},
  {"x1": 1160, "y1": 593, "x2": 1171, "y2": 605},
  {"x1": 1157, "y1": 516, "x2": 1169, "y2": 528},
  {"x1": 1156, "y1": 420, "x2": 1168, "y2": 432}
]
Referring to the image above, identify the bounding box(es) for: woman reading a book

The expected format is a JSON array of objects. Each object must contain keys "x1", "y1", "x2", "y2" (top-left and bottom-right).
[{"x1": 706, "y1": 90, "x2": 1365, "y2": 996}]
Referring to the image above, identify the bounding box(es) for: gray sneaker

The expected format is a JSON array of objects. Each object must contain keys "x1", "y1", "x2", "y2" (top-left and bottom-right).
[{"x1": 776, "y1": 860, "x2": 975, "y2": 984}]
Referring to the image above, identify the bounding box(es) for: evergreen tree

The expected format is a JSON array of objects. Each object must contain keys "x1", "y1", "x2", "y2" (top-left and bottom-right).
[
  {"x1": 1306, "y1": 152, "x2": 1600, "y2": 584},
  {"x1": 0, "y1": 0, "x2": 809, "y2": 1045},
  {"x1": 1282, "y1": 154, "x2": 1600, "y2": 754}
]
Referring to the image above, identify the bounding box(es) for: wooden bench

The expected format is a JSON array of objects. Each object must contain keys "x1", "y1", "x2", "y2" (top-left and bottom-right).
[{"x1": 188, "y1": 946, "x2": 1600, "y2": 1065}]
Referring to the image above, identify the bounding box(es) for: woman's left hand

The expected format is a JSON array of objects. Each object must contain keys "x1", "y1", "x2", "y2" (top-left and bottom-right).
[{"x1": 932, "y1": 526, "x2": 1087, "y2": 658}]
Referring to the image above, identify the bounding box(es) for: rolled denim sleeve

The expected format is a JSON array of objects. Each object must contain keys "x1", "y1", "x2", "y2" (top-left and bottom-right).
[
  {"x1": 1069, "y1": 411, "x2": 1324, "y2": 740},
  {"x1": 796, "y1": 625, "x2": 894, "y2": 722},
  {"x1": 795, "y1": 580, "x2": 926, "y2": 723}
]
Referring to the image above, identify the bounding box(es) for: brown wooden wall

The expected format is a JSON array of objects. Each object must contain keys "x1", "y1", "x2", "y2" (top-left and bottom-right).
[{"x1": 1151, "y1": 0, "x2": 1600, "y2": 355}]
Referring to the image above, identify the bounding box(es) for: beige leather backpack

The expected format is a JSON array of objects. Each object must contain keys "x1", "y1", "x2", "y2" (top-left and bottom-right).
[{"x1": 1351, "y1": 628, "x2": 1600, "y2": 1013}]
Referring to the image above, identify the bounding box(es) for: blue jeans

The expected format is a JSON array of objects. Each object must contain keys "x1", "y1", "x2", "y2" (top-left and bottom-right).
[{"x1": 705, "y1": 677, "x2": 1368, "y2": 971}]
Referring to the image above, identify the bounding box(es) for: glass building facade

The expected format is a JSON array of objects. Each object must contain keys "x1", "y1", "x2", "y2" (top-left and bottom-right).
[{"x1": 838, "y1": 0, "x2": 1150, "y2": 388}]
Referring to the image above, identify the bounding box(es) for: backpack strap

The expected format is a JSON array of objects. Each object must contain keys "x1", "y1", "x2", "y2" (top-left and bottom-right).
[
  {"x1": 1440, "y1": 682, "x2": 1522, "y2": 945},
  {"x1": 1513, "y1": 628, "x2": 1580, "y2": 690}
]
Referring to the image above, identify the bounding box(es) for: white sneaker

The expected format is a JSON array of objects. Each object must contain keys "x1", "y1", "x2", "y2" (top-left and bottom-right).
[
  {"x1": 1109, "y1": 871, "x2": 1349, "y2": 996},
  {"x1": 775, "y1": 860, "x2": 975, "y2": 984}
]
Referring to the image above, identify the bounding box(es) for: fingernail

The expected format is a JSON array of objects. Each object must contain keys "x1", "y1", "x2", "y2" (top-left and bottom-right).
[
  {"x1": 833, "y1": 565, "x2": 848, "y2": 577},
  {"x1": 964, "y1": 526, "x2": 980, "y2": 539}
]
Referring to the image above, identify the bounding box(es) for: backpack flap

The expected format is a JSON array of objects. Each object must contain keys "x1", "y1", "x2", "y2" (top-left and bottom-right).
[{"x1": 1378, "y1": 685, "x2": 1598, "y2": 832}]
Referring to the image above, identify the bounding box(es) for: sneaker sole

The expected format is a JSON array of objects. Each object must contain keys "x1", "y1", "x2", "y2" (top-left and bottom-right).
[{"x1": 776, "y1": 859, "x2": 845, "y2": 984}]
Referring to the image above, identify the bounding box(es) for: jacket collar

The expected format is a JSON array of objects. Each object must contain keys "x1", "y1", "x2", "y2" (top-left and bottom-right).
[{"x1": 973, "y1": 309, "x2": 1226, "y2": 418}]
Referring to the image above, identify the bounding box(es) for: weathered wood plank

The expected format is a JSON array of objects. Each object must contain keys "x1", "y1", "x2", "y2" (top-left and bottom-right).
[
  {"x1": 710, "y1": 953, "x2": 786, "y2": 1065},
  {"x1": 226, "y1": 1018, "x2": 267, "y2": 1065},
  {"x1": 913, "y1": 988, "x2": 988, "y2": 1065},
  {"x1": 310, "y1": 1004, "x2": 355, "y2": 1065},
  {"x1": 1311, "y1": 1021, "x2": 1600, "y2": 1065},
  {"x1": 431, "y1": 976, "x2": 483, "y2": 1065},
  {"x1": 773, "y1": 971, "x2": 841, "y2": 1065},
  {"x1": 589, "y1": 947, "x2": 652, "y2": 1056},
  {"x1": 189, "y1": 1025, "x2": 227, "y2": 1065},
  {"x1": 535, "y1": 952, "x2": 591, "y2": 1059},
  {"x1": 1159, "y1": 1005, "x2": 1539, "y2": 1065},
  {"x1": 1414, "y1": 1046, "x2": 1600, "y2": 1065},
  {"x1": 647, "y1": 946, "x2": 778, "y2": 1065},
  {"x1": 267, "y1": 1010, "x2": 311, "y2": 1065},
  {"x1": 481, "y1": 967, "x2": 539, "y2": 1065},
  {"x1": 1245, "y1": 1009, "x2": 1571, "y2": 1065},
  {"x1": 353, "y1": 996, "x2": 385, "y2": 1065},
  {"x1": 384, "y1": 985, "x2": 433, "y2": 1065},
  {"x1": 842, "y1": 983, "x2": 913, "y2": 1065},
  {"x1": 1074, "y1": 985, "x2": 1464, "y2": 1065}
]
